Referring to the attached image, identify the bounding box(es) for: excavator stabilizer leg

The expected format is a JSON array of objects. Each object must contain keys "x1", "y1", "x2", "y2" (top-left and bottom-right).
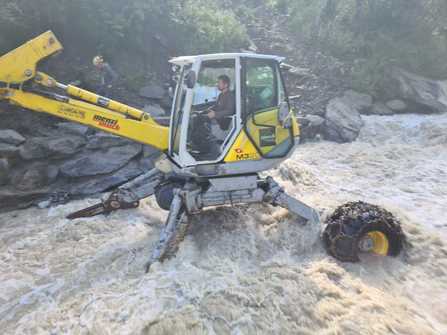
[
  {"x1": 145, "y1": 190, "x2": 190, "y2": 272},
  {"x1": 263, "y1": 177, "x2": 320, "y2": 225}
]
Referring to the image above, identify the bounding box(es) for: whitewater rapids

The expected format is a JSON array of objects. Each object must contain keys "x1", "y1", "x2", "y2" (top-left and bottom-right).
[{"x1": 1, "y1": 114, "x2": 446, "y2": 334}]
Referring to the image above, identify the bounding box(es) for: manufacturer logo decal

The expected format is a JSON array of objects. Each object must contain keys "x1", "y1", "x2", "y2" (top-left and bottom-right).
[{"x1": 93, "y1": 115, "x2": 120, "y2": 130}]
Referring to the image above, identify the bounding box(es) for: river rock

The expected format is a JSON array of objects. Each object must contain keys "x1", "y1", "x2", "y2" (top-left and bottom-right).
[
  {"x1": 342, "y1": 90, "x2": 373, "y2": 113},
  {"x1": 139, "y1": 84, "x2": 165, "y2": 100},
  {"x1": 68, "y1": 161, "x2": 144, "y2": 195},
  {"x1": 389, "y1": 67, "x2": 447, "y2": 113},
  {"x1": 298, "y1": 115, "x2": 325, "y2": 140},
  {"x1": 0, "y1": 187, "x2": 49, "y2": 212},
  {"x1": 368, "y1": 103, "x2": 394, "y2": 116},
  {"x1": 0, "y1": 129, "x2": 26, "y2": 145},
  {"x1": 0, "y1": 143, "x2": 20, "y2": 158},
  {"x1": 0, "y1": 159, "x2": 9, "y2": 185},
  {"x1": 19, "y1": 136, "x2": 86, "y2": 160},
  {"x1": 56, "y1": 122, "x2": 91, "y2": 136},
  {"x1": 324, "y1": 97, "x2": 364, "y2": 143},
  {"x1": 12, "y1": 163, "x2": 59, "y2": 191},
  {"x1": 386, "y1": 99, "x2": 407, "y2": 112},
  {"x1": 60, "y1": 144, "x2": 142, "y2": 178},
  {"x1": 143, "y1": 104, "x2": 166, "y2": 117},
  {"x1": 86, "y1": 133, "x2": 134, "y2": 150}
]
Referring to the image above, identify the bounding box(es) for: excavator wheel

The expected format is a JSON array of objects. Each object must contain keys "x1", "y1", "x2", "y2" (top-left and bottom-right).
[
  {"x1": 155, "y1": 182, "x2": 183, "y2": 211},
  {"x1": 323, "y1": 201, "x2": 404, "y2": 262}
]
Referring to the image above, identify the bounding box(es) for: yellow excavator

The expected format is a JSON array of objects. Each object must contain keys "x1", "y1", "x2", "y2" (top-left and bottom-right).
[{"x1": 0, "y1": 31, "x2": 404, "y2": 271}]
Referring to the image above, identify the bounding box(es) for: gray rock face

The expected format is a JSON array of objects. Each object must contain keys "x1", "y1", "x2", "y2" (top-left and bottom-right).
[
  {"x1": 386, "y1": 100, "x2": 407, "y2": 112},
  {"x1": 86, "y1": 133, "x2": 134, "y2": 150},
  {"x1": 342, "y1": 90, "x2": 373, "y2": 113},
  {"x1": 56, "y1": 123, "x2": 91, "y2": 136},
  {"x1": 143, "y1": 104, "x2": 166, "y2": 117},
  {"x1": 68, "y1": 161, "x2": 144, "y2": 195},
  {"x1": 368, "y1": 103, "x2": 394, "y2": 116},
  {"x1": 390, "y1": 67, "x2": 447, "y2": 113},
  {"x1": 298, "y1": 115, "x2": 326, "y2": 141},
  {"x1": 0, "y1": 143, "x2": 20, "y2": 158},
  {"x1": 0, "y1": 159, "x2": 9, "y2": 185},
  {"x1": 0, "y1": 129, "x2": 26, "y2": 145},
  {"x1": 12, "y1": 163, "x2": 59, "y2": 191},
  {"x1": 0, "y1": 187, "x2": 49, "y2": 212},
  {"x1": 139, "y1": 84, "x2": 165, "y2": 100},
  {"x1": 19, "y1": 136, "x2": 86, "y2": 160},
  {"x1": 61, "y1": 144, "x2": 142, "y2": 178},
  {"x1": 324, "y1": 98, "x2": 364, "y2": 143}
]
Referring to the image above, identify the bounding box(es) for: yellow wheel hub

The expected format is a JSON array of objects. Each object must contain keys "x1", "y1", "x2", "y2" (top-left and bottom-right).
[{"x1": 363, "y1": 231, "x2": 389, "y2": 255}]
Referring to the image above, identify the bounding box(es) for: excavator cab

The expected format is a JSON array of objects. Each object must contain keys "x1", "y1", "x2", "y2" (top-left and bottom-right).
[{"x1": 168, "y1": 54, "x2": 300, "y2": 176}]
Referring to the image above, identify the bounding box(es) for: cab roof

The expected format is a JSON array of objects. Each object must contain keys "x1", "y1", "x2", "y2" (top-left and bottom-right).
[{"x1": 169, "y1": 53, "x2": 285, "y2": 66}]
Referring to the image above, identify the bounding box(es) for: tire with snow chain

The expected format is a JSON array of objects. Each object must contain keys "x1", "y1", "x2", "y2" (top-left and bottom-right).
[{"x1": 323, "y1": 201, "x2": 405, "y2": 262}]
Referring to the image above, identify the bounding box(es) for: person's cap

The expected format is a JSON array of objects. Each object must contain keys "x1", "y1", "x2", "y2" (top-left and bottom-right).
[{"x1": 93, "y1": 56, "x2": 104, "y2": 66}]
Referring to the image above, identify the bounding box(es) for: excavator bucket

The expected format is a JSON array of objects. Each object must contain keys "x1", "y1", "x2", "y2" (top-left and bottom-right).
[{"x1": 0, "y1": 31, "x2": 63, "y2": 85}]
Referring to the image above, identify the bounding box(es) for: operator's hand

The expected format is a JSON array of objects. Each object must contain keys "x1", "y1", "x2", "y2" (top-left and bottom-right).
[{"x1": 207, "y1": 110, "x2": 216, "y2": 119}]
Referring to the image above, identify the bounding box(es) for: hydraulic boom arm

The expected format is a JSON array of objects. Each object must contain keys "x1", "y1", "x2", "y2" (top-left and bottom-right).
[{"x1": 0, "y1": 31, "x2": 169, "y2": 151}]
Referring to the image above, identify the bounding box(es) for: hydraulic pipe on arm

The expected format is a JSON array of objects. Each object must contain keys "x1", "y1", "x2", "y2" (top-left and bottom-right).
[{"x1": 0, "y1": 31, "x2": 170, "y2": 151}]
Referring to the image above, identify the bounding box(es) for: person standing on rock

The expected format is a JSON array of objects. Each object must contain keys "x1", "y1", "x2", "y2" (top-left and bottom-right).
[{"x1": 93, "y1": 55, "x2": 119, "y2": 97}]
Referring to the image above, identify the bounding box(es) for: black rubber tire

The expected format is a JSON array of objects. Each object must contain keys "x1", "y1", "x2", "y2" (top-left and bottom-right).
[
  {"x1": 322, "y1": 201, "x2": 405, "y2": 262},
  {"x1": 155, "y1": 182, "x2": 182, "y2": 211}
]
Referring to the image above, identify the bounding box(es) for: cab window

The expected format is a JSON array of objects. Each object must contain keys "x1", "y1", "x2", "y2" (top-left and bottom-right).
[
  {"x1": 243, "y1": 58, "x2": 293, "y2": 158},
  {"x1": 245, "y1": 60, "x2": 278, "y2": 115}
]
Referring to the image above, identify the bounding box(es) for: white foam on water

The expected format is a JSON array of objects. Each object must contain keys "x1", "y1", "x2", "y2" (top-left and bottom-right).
[{"x1": 1, "y1": 114, "x2": 446, "y2": 334}]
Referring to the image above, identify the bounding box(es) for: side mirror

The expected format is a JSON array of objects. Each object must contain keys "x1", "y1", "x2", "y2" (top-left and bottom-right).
[
  {"x1": 185, "y1": 70, "x2": 196, "y2": 89},
  {"x1": 278, "y1": 101, "x2": 292, "y2": 128}
]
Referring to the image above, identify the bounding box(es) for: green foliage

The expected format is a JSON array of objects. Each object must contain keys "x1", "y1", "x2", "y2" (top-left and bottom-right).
[
  {"x1": 286, "y1": 0, "x2": 447, "y2": 93},
  {"x1": 0, "y1": 0, "x2": 248, "y2": 70}
]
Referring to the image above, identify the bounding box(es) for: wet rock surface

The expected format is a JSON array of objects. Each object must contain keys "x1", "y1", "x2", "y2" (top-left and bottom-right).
[
  {"x1": 342, "y1": 90, "x2": 373, "y2": 113},
  {"x1": 368, "y1": 102, "x2": 395, "y2": 116},
  {"x1": 388, "y1": 67, "x2": 447, "y2": 114},
  {"x1": 60, "y1": 144, "x2": 142, "y2": 178},
  {"x1": 0, "y1": 129, "x2": 26, "y2": 145},
  {"x1": 19, "y1": 136, "x2": 87, "y2": 160},
  {"x1": 0, "y1": 109, "x2": 158, "y2": 211},
  {"x1": 324, "y1": 97, "x2": 364, "y2": 142}
]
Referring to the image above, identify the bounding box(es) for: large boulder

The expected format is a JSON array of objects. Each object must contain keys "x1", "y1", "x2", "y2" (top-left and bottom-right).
[
  {"x1": 386, "y1": 99, "x2": 407, "y2": 112},
  {"x1": 324, "y1": 98, "x2": 364, "y2": 143},
  {"x1": 0, "y1": 129, "x2": 26, "y2": 145},
  {"x1": 298, "y1": 115, "x2": 325, "y2": 141},
  {"x1": 68, "y1": 161, "x2": 144, "y2": 195},
  {"x1": 143, "y1": 104, "x2": 166, "y2": 117},
  {"x1": 0, "y1": 187, "x2": 50, "y2": 212},
  {"x1": 342, "y1": 90, "x2": 373, "y2": 113},
  {"x1": 368, "y1": 103, "x2": 394, "y2": 116},
  {"x1": 389, "y1": 67, "x2": 447, "y2": 114},
  {"x1": 0, "y1": 143, "x2": 20, "y2": 158},
  {"x1": 19, "y1": 136, "x2": 86, "y2": 160},
  {"x1": 60, "y1": 144, "x2": 142, "y2": 178},
  {"x1": 0, "y1": 159, "x2": 9, "y2": 186},
  {"x1": 56, "y1": 122, "x2": 91, "y2": 136},
  {"x1": 12, "y1": 163, "x2": 59, "y2": 191},
  {"x1": 86, "y1": 133, "x2": 134, "y2": 150}
]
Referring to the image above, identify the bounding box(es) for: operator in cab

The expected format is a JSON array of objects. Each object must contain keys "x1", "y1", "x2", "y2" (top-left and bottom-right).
[{"x1": 206, "y1": 75, "x2": 236, "y2": 138}]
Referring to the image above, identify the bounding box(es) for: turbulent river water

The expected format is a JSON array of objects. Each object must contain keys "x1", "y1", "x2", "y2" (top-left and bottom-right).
[{"x1": 1, "y1": 114, "x2": 446, "y2": 334}]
